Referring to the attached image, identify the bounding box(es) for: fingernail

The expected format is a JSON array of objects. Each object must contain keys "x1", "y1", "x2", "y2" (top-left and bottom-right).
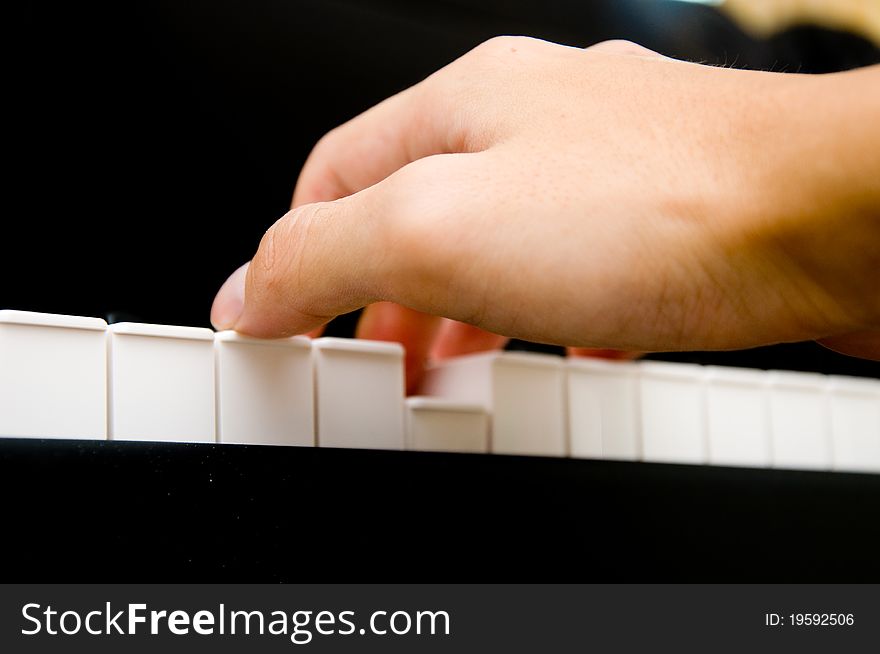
[{"x1": 211, "y1": 262, "x2": 249, "y2": 330}]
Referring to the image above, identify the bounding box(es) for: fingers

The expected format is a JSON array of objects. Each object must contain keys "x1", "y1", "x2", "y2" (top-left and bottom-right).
[
  {"x1": 291, "y1": 48, "x2": 487, "y2": 209},
  {"x1": 216, "y1": 36, "x2": 671, "y2": 343},
  {"x1": 212, "y1": 183, "x2": 391, "y2": 337},
  {"x1": 356, "y1": 302, "x2": 442, "y2": 394},
  {"x1": 291, "y1": 88, "x2": 459, "y2": 208},
  {"x1": 305, "y1": 325, "x2": 327, "y2": 339},
  {"x1": 212, "y1": 153, "x2": 474, "y2": 338},
  {"x1": 291, "y1": 35, "x2": 555, "y2": 209},
  {"x1": 430, "y1": 319, "x2": 508, "y2": 360}
]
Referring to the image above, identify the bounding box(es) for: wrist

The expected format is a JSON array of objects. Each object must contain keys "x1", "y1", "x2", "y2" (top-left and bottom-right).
[{"x1": 730, "y1": 68, "x2": 880, "y2": 337}]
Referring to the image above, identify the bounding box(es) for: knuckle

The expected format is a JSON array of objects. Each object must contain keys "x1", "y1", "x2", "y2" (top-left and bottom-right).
[
  {"x1": 472, "y1": 35, "x2": 534, "y2": 58},
  {"x1": 249, "y1": 203, "x2": 347, "y2": 322},
  {"x1": 588, "y1": 39, "x2": 654, "y2": 56},
  {"x1": 452, "y1": 36, "x2": 548, "y2": 114},
  {"x1": 311, "y1": 127, "x2": 343, "y2": 158},
  {"x1": 304, "y1": 130, "x2": 344, "y2": 180},
  {"x1": 252, "y1": 205, "x2": 323, "y2": 292},
  {"x1": 251, "y1": 215, "x2": 291, "y2": 297}
]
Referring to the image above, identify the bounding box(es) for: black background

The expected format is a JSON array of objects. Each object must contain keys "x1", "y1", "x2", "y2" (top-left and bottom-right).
[{"x1": 5, "y1": 0, "x2": 879, "y2": 378}]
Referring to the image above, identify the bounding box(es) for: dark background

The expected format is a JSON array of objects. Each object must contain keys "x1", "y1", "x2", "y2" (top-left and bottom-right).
[{"x1": 5, "y1": 0, "x2": 880, "y2": 377}]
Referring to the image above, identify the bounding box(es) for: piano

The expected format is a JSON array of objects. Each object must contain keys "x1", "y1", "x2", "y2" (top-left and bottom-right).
[
  {"x1": 2, "y1": 309, "x2": 879, "y2": 580},
  {"x1": 5, "y1": 1, "x2": 879, "y2": 581}
]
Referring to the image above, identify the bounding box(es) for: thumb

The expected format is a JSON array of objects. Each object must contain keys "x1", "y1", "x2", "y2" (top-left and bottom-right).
[{"x1": 211, "y1": 189, "x2": 390, "y2": 338}]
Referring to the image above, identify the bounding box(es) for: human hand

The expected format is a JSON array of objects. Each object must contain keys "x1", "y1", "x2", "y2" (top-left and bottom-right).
[{"x1": 211, "y1": 37, "x2": 880, "y2": 389}]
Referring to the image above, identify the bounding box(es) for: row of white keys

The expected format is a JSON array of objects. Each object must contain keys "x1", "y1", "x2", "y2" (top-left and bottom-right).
[
  {"x1": 218, "y1": 335, "x2": 404, "y2": 448},
  {"x1": 0, "y1": 311, "x2": 409, "y2": 448},
  {"x1": 568, "y1": 360, "x2": 773, "y2": 466},
  {"x1": 421, "y1": 351, "x2": 566, "y2": 457},
  {"x1": 2, "y1": 310, "x2": 877, "y2": 467},
  {"x1": 568, "y1": 359, "x2": 880, "y2": 472}
]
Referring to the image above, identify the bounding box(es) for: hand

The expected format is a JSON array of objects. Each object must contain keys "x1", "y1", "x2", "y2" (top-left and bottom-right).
[{"x1": 211, "y1": 37, "x2": 880, "y2": 389}]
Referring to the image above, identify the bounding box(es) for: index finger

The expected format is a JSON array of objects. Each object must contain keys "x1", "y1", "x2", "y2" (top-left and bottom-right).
[
  {"x1": 289, "y1": 35, "x2": 554, "y2": 207},
  {"x1": 292, "y1": 73, "x2": 467, "y2": 208}
]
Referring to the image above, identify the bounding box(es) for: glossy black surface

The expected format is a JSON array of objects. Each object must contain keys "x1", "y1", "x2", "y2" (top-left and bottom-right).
[{"x1": 2, "y1": 438, "x2": 878, "y2": 581}]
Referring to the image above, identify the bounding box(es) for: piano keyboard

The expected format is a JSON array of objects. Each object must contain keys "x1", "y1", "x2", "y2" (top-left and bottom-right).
[{"x1": 1, "y1": 309, "x2": 879, "y2": 474}]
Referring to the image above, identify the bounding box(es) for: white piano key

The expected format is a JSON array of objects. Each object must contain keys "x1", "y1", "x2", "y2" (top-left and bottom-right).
[
  {"x1": 215, "y1": 332, "x2": 314, "y2": 446},
  {"x1": 405, "y1": 397, "x2": 489, "y2": 453},
  {"x1": 704, "y1": 366, "x2": 771, "y2": 468},
  {"x1": 767, "y1": 370, "x2": 831, "y2": 470},
  {"x1": 567, "y1": 358, "x2": 640, "y2": 460},
  {"x1": 639, "y1": 361, "x2": 707, "y2": 464},
  {"x1": 313, "y1": 337, "x2": 405, "y2": 450},
  {"x1": 827, "y1": 375, "x2": 880, "y2": 473},
  {"x1": 0, "y1": 310, "x2": 107, "y2": 439},
  {"x1": 421, "y1": 351, "x2": 567, "y2": 457},
  {"x1": 109, "y1": 322, "x2": 215, "y2": 442}
]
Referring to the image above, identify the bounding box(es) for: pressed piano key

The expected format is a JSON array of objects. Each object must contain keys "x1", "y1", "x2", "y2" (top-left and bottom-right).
[
  {"x1": 215, "y1": 332, "x2": 314, "y2": 446},
  {"x1": 421, "y1": 351, "x2": 567, "y2": 457},
  {"x1": 567, "y1": 358, "x2": 641, "y2": 460},
  {"x1": 313, "y1": 337, "x2": 405, "y2": 450},
  {"x1": 704, "y1": 366, "x2": 771, "y2": 468},
  {"x1": 639, "y1": 361, "x2": 707, "y2": 464},
  {"x1": 405, "y1": 397, "x2": 489, "y2": 453},
  {"x1": 767, "y1": 370, "x2": 831, "y2": 470},
  {"x1": 108, "y1": 322, "x2": 215, "y2": 442},
  {"x1": 0, "y1": 310, "x2": 107, "y2": 439},
  {"x1": 827, "y1": 375, "x2": 880, "y2": 473}
]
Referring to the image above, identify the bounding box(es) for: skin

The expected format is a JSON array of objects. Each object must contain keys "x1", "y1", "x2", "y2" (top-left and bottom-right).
[{"x1": 211, "y1": 38, "x2": 880, "y2": 392}]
